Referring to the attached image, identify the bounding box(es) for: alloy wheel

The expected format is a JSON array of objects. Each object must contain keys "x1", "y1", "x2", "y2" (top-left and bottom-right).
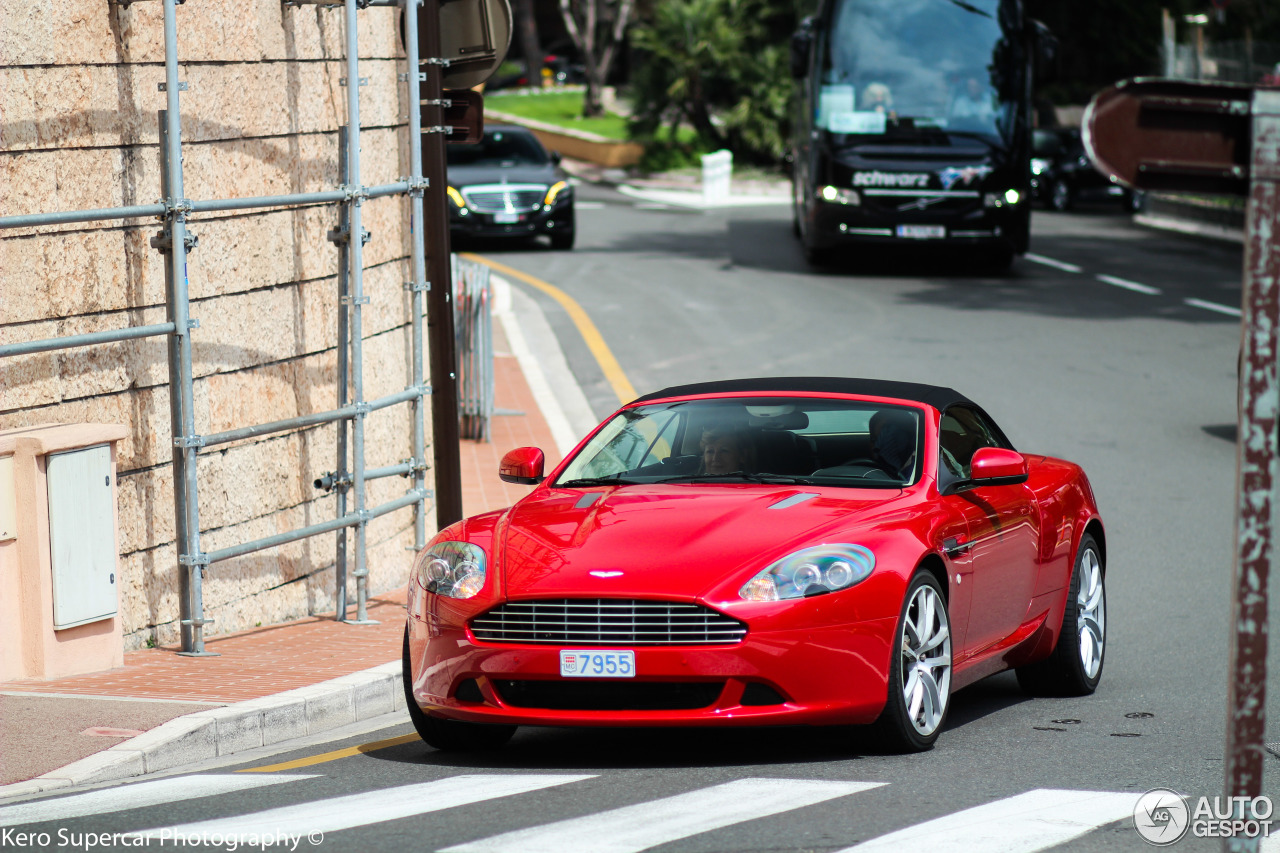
[
  {"x1": 1076, "y1": 546, "x2": 1105, "y2": 679},
  {"x1": 899, "y1": 583, "x2": 952, "y2": 736}
]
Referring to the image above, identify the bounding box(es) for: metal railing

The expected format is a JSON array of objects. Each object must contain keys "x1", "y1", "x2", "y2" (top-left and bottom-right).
[
  {"x1": 0, "y1": 0, "x2": 436, "y2": 654},
  {"x1": 454, "y1": 258, "x2": 494, "y2": 442}
]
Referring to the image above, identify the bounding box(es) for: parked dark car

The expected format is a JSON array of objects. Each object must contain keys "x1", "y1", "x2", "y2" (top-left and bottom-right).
[
  {"x1": 1031, "y1": 128, "x2": 1143, "y2": 213},
  {"x1": 446, "y1": 125, "x2": 575, "y2": 249}
]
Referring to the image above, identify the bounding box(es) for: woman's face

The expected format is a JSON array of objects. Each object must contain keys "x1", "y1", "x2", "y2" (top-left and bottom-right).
[{"x1": 702, "y1": 436, "x2": 742, "y2": 475}]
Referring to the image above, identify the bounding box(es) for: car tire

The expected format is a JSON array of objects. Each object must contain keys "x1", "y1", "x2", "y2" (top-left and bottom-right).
[
  {"x1": 402, "y1": 627, "x2": 517, "y2": 751},
  {"x1": 550, "y1": 204, "x2": 576, "y2": 250},
  {"x1": 1015, "y1": 533, "x2": 1106, "y2": 697},
  {"x1": 873, "y1": 569, "x2": 952, "y2": 752},
  {"x1": 1048, "y1": 177, "x2": 1074, "y2": 212}
]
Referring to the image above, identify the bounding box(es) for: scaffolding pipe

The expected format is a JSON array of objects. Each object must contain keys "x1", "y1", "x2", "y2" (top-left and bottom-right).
[
  {"x1": 159, "y1": 0, "x2": 211, "y2": 657},
  {"x1": 198, "y1": 386, "x2": 425, "y2": 449},
  {"x1": 0, "y1": 203, "x2": 167, "y2": 230},
  {"x1": 402, "y1": 0, "x2": 430, "y2": 555},
  {"x1": 0, "y1": 322, "x2": 176, "y2": 359},
  {"x1": 334, "y1": 126, "x2": 352, "y2": 622},
  {"x1": 205, "y1": 490, "x2": 427, "y2": 566},
  {"x1": 344, "y1": 0, "x2": 373, "y2": 625}
]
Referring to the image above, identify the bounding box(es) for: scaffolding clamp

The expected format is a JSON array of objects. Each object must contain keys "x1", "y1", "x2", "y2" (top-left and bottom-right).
[
  {"x1": 314, "y1": 471, "x2": 352, "y2": 493},
  {"x1": 340, "y1": 294, "x2": 371, "y2": 306},
  {"x1": 354, "y1": 401, "x2": 372, "y2": 417},
  {"x1": 179, "y1": 617, "x2": 216, "y2": 628},
  {"x1": 423, "y1": 58, "x2": 452, "y2": 67},
  {"x1": 158, "y1": 82, "x2": 188, "y2": 92},
  {"x1": 405, "y1": 176, "x2": 429, "y2": 197},
  {"x1": 341, "y1": 184, "x2": 370, "y2": 202},
  {"x1": 422, "y1": 98, "x2": 453, "y2": 107},
  {"x1": 150, "y1": 230, "x2": 199, "y2": 253},
  {"x1": 174, "y1": 434, "x2": 206, "y2": 449},
  {"x1": 339, "y1": 77, "x2": 369, "y2": 88},
  {"x1": 399, "y1": 72, "x2": 427, "y2": 84},
  {"x1": 402, "y1": 457, "x2": 430, "y2": 477},
  {"x1": 403, "y1": 280, "x2": 429, "y2": 293},
  {"x1": 423, "y1": 125, "x2": 455, "y2": 136},
  {"x1": 187, "y1": 318, "x2": 201, "y2": 330},
  {"x1": 178, "y1": 552, "x2": 210, "y2": 568}
]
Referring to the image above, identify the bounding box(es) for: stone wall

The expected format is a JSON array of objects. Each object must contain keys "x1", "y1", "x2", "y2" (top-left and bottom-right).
[{"x1": 0, "y1": 0, "x2": 435, "y2": 649}]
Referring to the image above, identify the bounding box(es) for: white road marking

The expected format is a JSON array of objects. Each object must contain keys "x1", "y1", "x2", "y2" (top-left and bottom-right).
[
  {"x1": 576, "y1": 202, "x2": 607, "y2": 210},
  {"x1": 0, "y1": 774, "x2": 317, "y2": 827},
  {"x1": 1096, "y1": 274, "x2": 1161, "y2": 295},
  {"x1": 126, "y1": 774, "x2": 593, "y2": 840},
  {"x1": 443, "y1": 777, "x2": 882, "y2": 853},
  {"x1": 634, "y1": 203, "x2": 672, "y2": 210},
  {"x1": 1024, "y1": 253, "x2": 1083, "y2": 273},
  {"x1": 1184, "y1": 297, "x2": 1242, "y2": 317},
  {"x1": 835, "y1": 788, "x2": 1142, "y2": 853}
]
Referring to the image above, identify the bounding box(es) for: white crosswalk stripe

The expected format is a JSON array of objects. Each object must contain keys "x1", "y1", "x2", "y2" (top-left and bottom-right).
[
  {"x1": 441, "y1": 777, "x2": 883, "y2": 853},
  {"x1": 125, "y1": 774, "x2": 594, "y2": 841},
  {"x1": 0, "y1": 774, "x2": 317, "y2": 827},
  {"x1": 834, "y1": 788, "x2": 1143, "y2": 853}
]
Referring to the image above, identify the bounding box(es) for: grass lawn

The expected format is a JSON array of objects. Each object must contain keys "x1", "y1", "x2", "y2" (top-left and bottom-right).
[{"x1": 483, "y1": 89, "x2": 630, "y2": 140}]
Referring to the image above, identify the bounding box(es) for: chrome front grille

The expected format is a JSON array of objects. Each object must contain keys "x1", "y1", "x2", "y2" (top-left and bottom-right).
[
  {"x1": 470, "y1": 599, "x2": 748, "y2": 646},
  {"x1": 461, "y1": 184, "x2": 546, "y2": 213}
]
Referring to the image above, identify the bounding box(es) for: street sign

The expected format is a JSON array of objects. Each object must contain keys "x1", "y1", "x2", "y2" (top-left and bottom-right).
[
  {"x1": 1083, "y1": 77, "x2": 1252, "y2": 195},
  {"x1": 442, "y1": 90, "x2": 484, "y2": 144},
  {"x1": 437, "y1": 0, "x2": 513, "y2": 89}
]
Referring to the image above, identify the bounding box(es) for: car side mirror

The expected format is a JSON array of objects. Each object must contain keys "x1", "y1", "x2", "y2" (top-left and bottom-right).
[
  {"x1": 969, "y1": 447, "x2": 1029, "y2": 487},
  {"x1": 499, "y1": 447, "x2": 545, "y2": 484},
  {"x1": 550, "y1": 150, "x2": 562, "y2": 165},
  {"x1": 790, "y1": 18, "x2": 815, "y2": 79}
]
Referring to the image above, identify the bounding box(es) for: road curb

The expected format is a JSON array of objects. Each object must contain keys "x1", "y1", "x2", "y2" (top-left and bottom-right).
[{"x1": 0, "y1": 661, "x2": 402, "y2": 801}]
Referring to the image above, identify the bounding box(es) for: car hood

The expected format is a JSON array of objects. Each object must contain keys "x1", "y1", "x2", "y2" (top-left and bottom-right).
[
  {"x1": 498, "y1": 484, "x2": 907, "y2": 600},
  {"x1": 447, "y1": 163, "x2": 560, "y2": 187}
]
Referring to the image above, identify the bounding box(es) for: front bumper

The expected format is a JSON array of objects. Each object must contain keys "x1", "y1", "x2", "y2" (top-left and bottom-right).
[
  {"x1": 807, "y1": 199, "x2": 1022, "y2": 250},
  {"x1": 449, "y1": 199, "x2": 573, "y2": 239},
  {"x1": 405, "y1": 612, "x2": 896, "y2": 728}
]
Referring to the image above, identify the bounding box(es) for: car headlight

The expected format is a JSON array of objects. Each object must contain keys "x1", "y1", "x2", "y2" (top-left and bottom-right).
[
  {"x1": 413, "y1": 541, "x2": 487, "y2": 599},
  {"x1": 446, "y1": 186, "x2": 467, "y2": 209},
  {"x1": 983, "y1": 189, "x2": 1022, "y2": 208},
  {"x1": 819, "y1": 185, "x2": 860, "y2": 206},
  {"x1": 739, "y1": 544, "x2": 875, "y2": 601},
  {"x1": 544, "y1": 180, "x2": 571, "y2": 206},
  {"x1": 1031, "y1": 158, "x2": 1050, "y2": 175}
]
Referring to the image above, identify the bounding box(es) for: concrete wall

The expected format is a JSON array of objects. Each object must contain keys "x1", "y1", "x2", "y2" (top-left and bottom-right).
[{"x1": 0, "y1": 0, "x2": 434, "y2": 652}]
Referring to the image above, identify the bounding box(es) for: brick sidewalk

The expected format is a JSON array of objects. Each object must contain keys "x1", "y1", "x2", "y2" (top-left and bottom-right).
[{"x1": 0, "y1": 320, "x2": 560, "y2": 706}]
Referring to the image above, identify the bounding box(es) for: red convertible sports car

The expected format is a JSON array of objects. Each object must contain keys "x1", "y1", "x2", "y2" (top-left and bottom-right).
[{"x1": 403, "y1": 378, "x2": 1106, "y2": 752}]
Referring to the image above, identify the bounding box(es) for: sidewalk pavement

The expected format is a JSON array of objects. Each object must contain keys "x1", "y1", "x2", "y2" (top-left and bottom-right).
[{"x1": 0, "y1": 277, "x2": 578, "y2": 799}]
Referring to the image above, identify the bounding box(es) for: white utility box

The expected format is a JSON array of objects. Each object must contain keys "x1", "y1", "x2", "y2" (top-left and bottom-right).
[{"x1": 46, "y1": 444, "x2": 118, "y2": 630}]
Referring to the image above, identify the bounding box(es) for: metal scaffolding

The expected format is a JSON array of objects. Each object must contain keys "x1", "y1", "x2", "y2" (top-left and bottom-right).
[{"x1": 0, "y1": 0, "x2": 435, "y2": 654}]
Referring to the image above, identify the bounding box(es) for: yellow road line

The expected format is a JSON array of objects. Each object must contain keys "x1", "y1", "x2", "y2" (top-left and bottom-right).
[
  {"x1": 238, "y1": 733, "x2": 420, "y2": 773},
  {"x1": 461, "y1": 253, "x2": 637, "y2": 405}
]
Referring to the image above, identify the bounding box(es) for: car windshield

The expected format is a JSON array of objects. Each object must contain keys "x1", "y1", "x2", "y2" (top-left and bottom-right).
[
  {"x1": 555, "y1": 397, "x2": 924, "y2": 489},
  {"x1": 817, "y1": 0, "x2": 1013, "y2": 147},
  {"x1": 446, "y1": 129, "x2": 549, "y2": 167}
]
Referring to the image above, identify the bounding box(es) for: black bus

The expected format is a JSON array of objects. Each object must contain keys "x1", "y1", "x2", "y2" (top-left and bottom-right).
[{"x1": 789, "y1": 0, "x2": 1050, "y2": 268}]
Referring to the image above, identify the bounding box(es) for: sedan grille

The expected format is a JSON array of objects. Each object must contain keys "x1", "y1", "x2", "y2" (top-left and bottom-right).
[
  {"x1": 470, "y1": 599, "x2": 748, "y2": 646},
  {"x1": 461, "y1": 184, "x2": 546, "y2": 213}
]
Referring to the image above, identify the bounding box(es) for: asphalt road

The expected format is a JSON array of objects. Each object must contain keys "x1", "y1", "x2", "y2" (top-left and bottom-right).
[{"x1": 3, "y1": 190, "x2": 1274, "y2": 852}]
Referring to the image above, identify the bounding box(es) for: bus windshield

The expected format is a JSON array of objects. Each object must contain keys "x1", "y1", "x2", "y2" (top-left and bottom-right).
[{"x1": 817, "y1": 0, "x2": 1012, "y2": 144}]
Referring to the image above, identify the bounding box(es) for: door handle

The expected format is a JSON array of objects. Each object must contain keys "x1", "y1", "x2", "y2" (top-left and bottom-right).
[{"x1": 943, "y1": 537, "x2": 971, "y2": 557}]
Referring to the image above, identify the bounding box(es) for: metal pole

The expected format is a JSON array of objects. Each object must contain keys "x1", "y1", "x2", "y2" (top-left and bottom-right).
[
  {"x1": 1223, "y1": 87, "x2": 1279, "y2": 853},
  {"x1": 343, "y1": 0, "x2": 377, "y2": 625},
  {"x1": 421, "y1": 0, "x2": 466, "y2": 528},
  {"x1": 160, "y1": 0, "x2": 214, "y2": 657},
  {"x1": 335, "y1": 126, "x2": 351, "y2": 622},
  {"x1": 403, "y1": 0, "x2": 430, "y2": 553}
]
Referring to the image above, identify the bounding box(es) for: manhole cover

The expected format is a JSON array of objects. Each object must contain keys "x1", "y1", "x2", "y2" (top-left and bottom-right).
[{"x1": 1125, "y1": 712, "x2": 1154, "y2": 719}]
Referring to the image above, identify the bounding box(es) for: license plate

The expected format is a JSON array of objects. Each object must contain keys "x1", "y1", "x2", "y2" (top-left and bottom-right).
[
  {"x1": 897, "y1": 224, "x2": 945, "y2": 239},
  {"x1": 494, "y1": 212, "x2": 519, "y2": 224},
  {"x1": 560, "y1": 650, "x2": 635, "y2": 678}
]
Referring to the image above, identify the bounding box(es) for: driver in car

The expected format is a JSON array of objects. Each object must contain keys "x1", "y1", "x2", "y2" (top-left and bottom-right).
[
  {"x1": 868, "y1": 409, "x2": 917, "y2": 479},
  {"x1": 698, "y1": 425, "x2": 757, "y2": 476}
]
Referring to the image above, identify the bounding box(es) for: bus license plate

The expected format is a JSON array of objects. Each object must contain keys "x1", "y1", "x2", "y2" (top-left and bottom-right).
[
  {"x1": 560, "y1": 650, "x2": 635, "y2": 678},
  {"x1": 897, "y1": 224, "x2": 945, "y2": 239}
]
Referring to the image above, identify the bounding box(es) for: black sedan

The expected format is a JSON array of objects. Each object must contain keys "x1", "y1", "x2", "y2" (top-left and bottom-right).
[
  {"x1": 446, "y1": 125, "x2": 576, "y2": 250},
  {"x1": 1031, "y1": 128, "x2": 1143, "y2": 213}
]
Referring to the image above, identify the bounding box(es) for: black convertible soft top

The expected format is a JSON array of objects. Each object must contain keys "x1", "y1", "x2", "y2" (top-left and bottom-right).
[{"x1": 634, "y1": 377, "x2": 975, "y2": 412}]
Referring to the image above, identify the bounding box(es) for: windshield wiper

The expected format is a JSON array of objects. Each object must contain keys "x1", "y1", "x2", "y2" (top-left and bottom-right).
[
  {"x1": 946, "y1": 0, "x2": 992, "y2": 18},
  {"x1": 557, "y1": 476, "x2": 643, "y2": 487},
  {"x1": 654, "y1": 471, "x2": 814, "y2": 485}
]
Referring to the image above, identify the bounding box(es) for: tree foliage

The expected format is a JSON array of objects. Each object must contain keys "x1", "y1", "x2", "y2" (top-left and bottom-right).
[
  {"x1": 559, "y1": 0, "x2": 636, "y2": 116},
  {"x1": 627, "y1": 0, "x2": 801, "y2": 167}
]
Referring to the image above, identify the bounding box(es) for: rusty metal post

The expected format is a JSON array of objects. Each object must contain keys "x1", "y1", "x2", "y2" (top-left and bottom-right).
[
  {"x1": 1224, "y1": 87, "x2": 1280, "y2": 853},
  {"x1": 421, "y1": 0, "x2": 466, "y2": 528}
]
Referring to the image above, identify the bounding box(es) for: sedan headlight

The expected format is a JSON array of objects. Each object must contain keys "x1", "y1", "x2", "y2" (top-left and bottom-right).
[
  {"x1": 544, "y1": 180, "x2": 571, "y2": 206},
  {"x1": 739, "y1": 544, "x2": 875, "y2": 601},
  {"x1": 414, "y1": 541, "x2": 487, "y2": 599},
  {"x1": 446, "y1": 186, "x2": 467, "y2": 209}
]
